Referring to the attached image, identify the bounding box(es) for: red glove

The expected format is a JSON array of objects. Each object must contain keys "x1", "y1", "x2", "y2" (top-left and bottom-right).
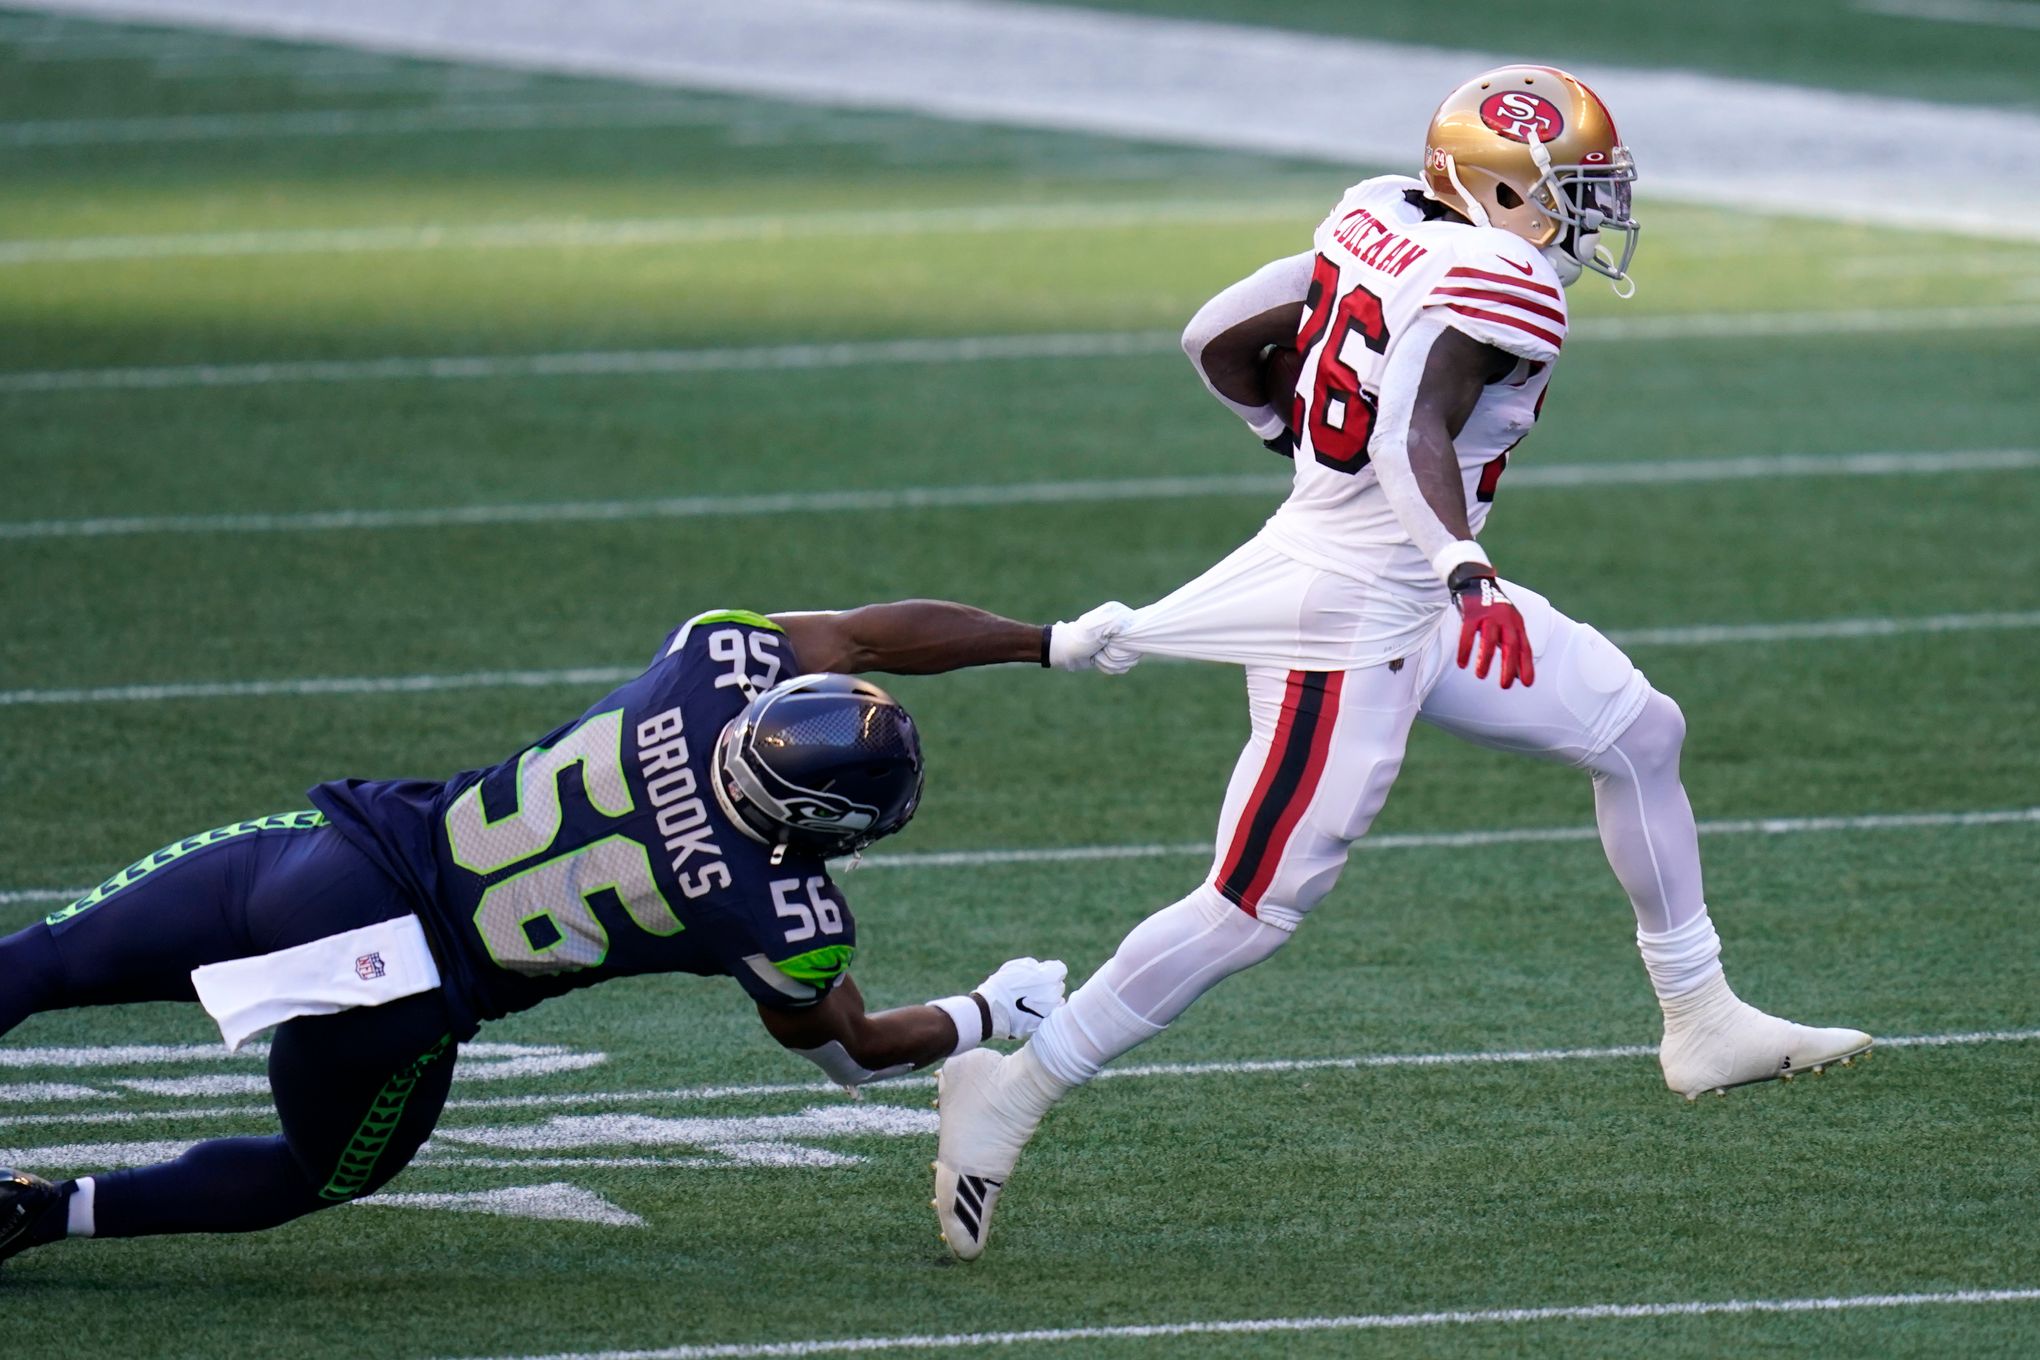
[{"x1": 1450, "y1": 569, "x2": 1535, "y2": 689}]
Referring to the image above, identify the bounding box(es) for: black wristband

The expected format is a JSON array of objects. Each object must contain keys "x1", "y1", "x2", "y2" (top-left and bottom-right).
[
  {"x1": 1040, "y1": 623, "x2": 1054, "y2": 668},
  {"x1": 1446, "y1": 562, "x2": 1499, "y2": 594},
  {"x1": 968, "y1": 991, "x2": 994, "y2": 1043}
]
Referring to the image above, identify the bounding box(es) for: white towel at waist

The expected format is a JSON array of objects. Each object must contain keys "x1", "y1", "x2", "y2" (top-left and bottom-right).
[{"x1": 190, "y1": 914, "x2": 443, "y2": 1053}]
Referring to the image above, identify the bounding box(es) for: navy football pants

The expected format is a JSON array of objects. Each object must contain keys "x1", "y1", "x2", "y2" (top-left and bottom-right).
[{"x1": 0, "y1": 816, "x2": 459, "y2": 1236}]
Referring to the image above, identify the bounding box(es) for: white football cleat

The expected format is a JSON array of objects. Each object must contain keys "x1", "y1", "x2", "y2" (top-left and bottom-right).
[
  {"x1": 1659, "y1": 976, "x2": 1872, "y2": 1099},
  {"x1": 932, "y1": 1048, "x2": 1049, "y2": 1260}
]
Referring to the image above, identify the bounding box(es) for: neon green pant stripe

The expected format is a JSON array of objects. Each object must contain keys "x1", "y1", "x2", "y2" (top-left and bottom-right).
[
  {"x1": 683, "y1": 608, "x2": 781, "y2": 632},
  {"x1": 319, "y1": 1033, "x2": 454, "y2": 1203},
  {"x1": 775, "y1": 943, "x2": 857, "y2": 984},
  {"x1": 47, "y1": 810, "x2": 328, "y2": 927}
]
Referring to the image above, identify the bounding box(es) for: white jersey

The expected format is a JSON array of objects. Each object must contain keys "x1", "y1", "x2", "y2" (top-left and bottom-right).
[{"x1": 1256, "y1": 174, "x2": 1567, "y2": 653}]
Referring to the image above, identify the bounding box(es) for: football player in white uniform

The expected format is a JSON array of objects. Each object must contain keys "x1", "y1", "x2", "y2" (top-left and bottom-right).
[{"x1": 932, "y1": 66, "x2": 1871, "y2": 1260}]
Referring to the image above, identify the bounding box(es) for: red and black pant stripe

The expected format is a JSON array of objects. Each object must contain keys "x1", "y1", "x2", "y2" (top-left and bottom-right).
[{"x1": 1215, "y1": 670, "x2": 1343, "y2": 914}]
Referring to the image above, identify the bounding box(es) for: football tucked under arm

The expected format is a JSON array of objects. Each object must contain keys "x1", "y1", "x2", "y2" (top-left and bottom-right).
[
  {"x1": 1180, "y1": 251, "x2": 1314, "y2": 441},
  {"x1": 1261, "y1": 346, "x2": 1307, "y2": 432},
  {"x1": 1251, "y1": 344, "x2": 1309, "y2": 459}
]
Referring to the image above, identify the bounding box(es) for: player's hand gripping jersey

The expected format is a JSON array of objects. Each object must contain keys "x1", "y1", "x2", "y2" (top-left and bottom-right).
[
  {"x1": 1253, "y1": 175, "x2": 1567, "y2": 653},
  {"x1": 309, "y1": 611, "x2": 852, "y2": 1035}
]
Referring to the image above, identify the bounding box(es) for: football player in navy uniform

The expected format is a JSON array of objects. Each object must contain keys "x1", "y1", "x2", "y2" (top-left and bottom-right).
[{"x1": 0, "y1": 598, "x2": 1128, "y2": 1261}]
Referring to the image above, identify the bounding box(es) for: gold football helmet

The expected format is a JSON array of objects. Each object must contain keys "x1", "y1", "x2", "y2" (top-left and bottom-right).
[{"x1": 1421, "y1": 65, "x2": 1638, "y2": 295}]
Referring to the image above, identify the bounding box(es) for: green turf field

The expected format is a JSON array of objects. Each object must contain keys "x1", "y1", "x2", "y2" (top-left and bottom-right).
[
  {"x1": 1, "y1": 7, "x2": 2037, "y2": 1358},
  {"x1": 1011, "y1": 0, "x2": 2040, "y2": 110}
]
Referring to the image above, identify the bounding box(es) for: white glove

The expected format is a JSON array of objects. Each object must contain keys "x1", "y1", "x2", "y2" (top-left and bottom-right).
[
  {"x1": 973, "y1": 956, "x2": 1068, "y2": 1040},
  {"x1": 1049, "y1": 601, "x2": 1139, "y2": 674},
  {"x1": 1094, "y1": 636, "x2": 1142, "y2": 675}
]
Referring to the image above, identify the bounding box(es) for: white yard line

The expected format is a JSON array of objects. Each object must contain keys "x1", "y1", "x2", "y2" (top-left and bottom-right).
[
  {"x1": 0, "y1": 1039, "x2": 568, "y2": 1067},
  {"x1": 1855, "y1": 0, "x2": 2040, "y2": 29},
  {"x1": 857, "y1": 806, "x2": 2040, "y2": 872},
  {"x1": 1608, "y1": 610, "x2": 2040, "y2": 646},
  {"x1": 0, "y1": 1028, "x2": 2034, "y2": 1128},
  {"x1": 360, "y1": 1183, "x2": 644, "y2": 1227},
  {"x1": 0, "y1": 101, "x2": 750, "y2": 146},
  {"x1": 15, "y1": 0, "x2": 2040, "y2": 239},
  {"x1": 446, "y1": 1288, "x2": 2040, "y2": 1360},
  {"x1": 0, "y1": 1083, "x2": 104, "y2": 1102},
  {"x1": 1579, "y1": 302, "x2": 2040, "y2": 340},
  {"x1": 10, "y1": 805, "x2": 2037, "y2": 909},
  {"x1": 0, "y1": 666, "x2": 655, "y2": 707},
  {"x1": 3, "y1": 305, "x2": 2037, "y2": 395},
  {"x1": 0, "y1": 201, "x2": 1314, "y2": 266},
  {"x1": 0, "y1": 608, "x2": 2034, "y2": 710},
  {"x1": 2, "y1": 448, "x2": 2034, "y2": 545},
  {"x1": 0, "y1": 331, "x2": 1183, "y2": 394}
]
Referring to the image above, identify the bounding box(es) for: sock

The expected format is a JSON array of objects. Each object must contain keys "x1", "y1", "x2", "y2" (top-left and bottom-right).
[
  {"x1": 1031, "y1": 982, "x2": 1164, "y2": 1090},
  {"x1": 986, "y1": 1044, "x2": 1075, "y2": 1128},
  {"x1": 1026, "y1": 885, "x2": 1290, "y2": 1094},
  {"x1": 64, "y1": 1177, "x2": 94, "y2": 1239},
  {"x1": 1636, "y1": 912, "x2": 1726, "y2": 1007}
]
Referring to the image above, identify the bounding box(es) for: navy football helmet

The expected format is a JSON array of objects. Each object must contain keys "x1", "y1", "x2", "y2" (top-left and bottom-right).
[{"x1": 711, "y1": 673, "x2": 925, "y2": 859}]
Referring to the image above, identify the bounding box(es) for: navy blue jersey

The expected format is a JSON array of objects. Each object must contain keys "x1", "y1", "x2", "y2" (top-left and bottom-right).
[{"x1": 309, "y1": 611, "x2": 855, "y2": 1033}]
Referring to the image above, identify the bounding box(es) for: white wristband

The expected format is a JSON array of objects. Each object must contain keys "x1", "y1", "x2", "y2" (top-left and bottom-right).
[
  {"x1": 1244, "y1": 405, "x2": 1287, "y2": 440},
  {"x1": 1430, "y1": 539, "x2": 1492, "y2": 583},
  {"x1": 929, "y1": 994, "x2": 988, "y2": 1057}
]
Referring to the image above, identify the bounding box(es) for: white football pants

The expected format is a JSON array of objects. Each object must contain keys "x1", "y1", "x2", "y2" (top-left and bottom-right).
[{"x1": 1028, "y1": 568, "x2": 1719, "y2": 1089}]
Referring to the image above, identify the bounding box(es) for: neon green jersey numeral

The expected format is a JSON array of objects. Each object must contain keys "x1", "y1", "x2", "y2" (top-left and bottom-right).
[
  {"x1": 446, "y1": 709, "x2": 633, "y2": 875},
  {"x1": 473, "y1": 834, "x2": 682, "y2": 975}
]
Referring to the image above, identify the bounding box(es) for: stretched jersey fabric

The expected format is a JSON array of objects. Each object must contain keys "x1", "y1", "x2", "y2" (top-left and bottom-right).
[
  {"x1": 310, "y1": 610, "x2": 855, "y2": 1035},
  {"x1": 1254, "y1": 174, "x2": 1565, "y2": 660}
]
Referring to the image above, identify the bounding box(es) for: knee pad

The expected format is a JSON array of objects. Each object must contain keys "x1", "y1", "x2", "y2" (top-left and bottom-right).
[
  {"x1": 1531, "y1": 600, "x2": 1651, "y2": 760},
  {"x1": 1160, "y1": 884, "x2": 1294, "y2": 965},
  {"x1": 1605, "y1": 689, "x2": 1687, "y2": 777}
]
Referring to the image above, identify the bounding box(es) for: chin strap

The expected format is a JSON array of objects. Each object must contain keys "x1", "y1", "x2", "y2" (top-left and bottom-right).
[
  {"x1": 1443, "y1": 155, "x2": 1491, "y2": 228},
  {"x1": 1599, "y1": 243, "x2": 1638, "y2": 298}
]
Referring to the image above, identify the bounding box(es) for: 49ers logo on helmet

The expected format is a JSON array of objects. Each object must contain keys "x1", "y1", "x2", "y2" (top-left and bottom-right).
[{"x1": 1479, "y1": 90, "x2": 1564, "y2": 143}]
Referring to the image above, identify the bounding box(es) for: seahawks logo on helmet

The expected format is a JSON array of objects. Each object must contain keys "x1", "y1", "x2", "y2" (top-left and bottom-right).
[{"x1": 711, "y1": 673, "x2": 925, "y2": 860}]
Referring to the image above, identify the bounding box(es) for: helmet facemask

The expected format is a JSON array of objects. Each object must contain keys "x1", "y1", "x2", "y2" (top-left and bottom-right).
[{"x1": 1527, "y1": 138, "x2": 1638, "y2": 296}]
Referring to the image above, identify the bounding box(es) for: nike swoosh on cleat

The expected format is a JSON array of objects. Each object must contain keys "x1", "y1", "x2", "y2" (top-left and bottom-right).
[
  {"x1": 1496, "y1": 257, "x2": 1535, "y2": 275},
  {"x1": 1015, "y1": 997, "x2": 1044, "y2": 1018}
]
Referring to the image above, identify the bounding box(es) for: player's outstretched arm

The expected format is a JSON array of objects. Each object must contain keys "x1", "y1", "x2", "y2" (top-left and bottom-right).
[
  {"x1": 771, "y1": 601, "x2": 1134, "y2": 676},
  {"x1": 757, "y1": 958, "x2": 1067, "y2": 1090}
]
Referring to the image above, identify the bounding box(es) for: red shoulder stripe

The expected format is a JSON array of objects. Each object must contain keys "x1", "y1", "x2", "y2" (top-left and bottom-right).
[
  {"x1": 1445, "y1": 304, "x2": 1564, "y2": 350},
  {"x1": 1428, "y1": 286, "x2": 1567, "y2": 325},
  {"x1": 1444, "y1": 266, "x2": 1562, "y2": 300}
]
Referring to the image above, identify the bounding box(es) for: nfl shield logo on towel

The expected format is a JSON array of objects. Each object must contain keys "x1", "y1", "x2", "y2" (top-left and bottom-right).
[{"x1": 354, "y1": 952, "x2": 387, "y2": 981}]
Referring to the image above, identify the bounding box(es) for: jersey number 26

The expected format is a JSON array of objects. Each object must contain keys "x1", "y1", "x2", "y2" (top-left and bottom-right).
[{"x1": 1295, "y1": 253, "x2": 1391, "y2": 475}]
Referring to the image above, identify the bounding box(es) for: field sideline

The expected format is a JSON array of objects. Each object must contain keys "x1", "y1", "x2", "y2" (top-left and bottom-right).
[{"x1": 1, "y1": 3, "x2": 2036, "y2": 1358}]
